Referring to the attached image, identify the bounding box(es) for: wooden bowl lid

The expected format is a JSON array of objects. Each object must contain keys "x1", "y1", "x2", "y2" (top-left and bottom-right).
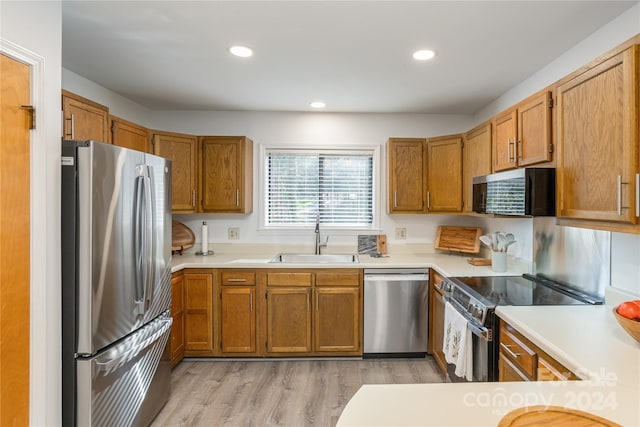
[
  {"x1": 172, "y1": 220, "x2": 194, "y2": 254},
  {"x1": 499, "y1": 405, "x2": 621, "y2": 426}
]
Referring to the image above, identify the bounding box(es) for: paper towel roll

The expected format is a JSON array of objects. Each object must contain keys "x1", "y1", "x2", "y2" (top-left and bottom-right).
[{"x1": 201, "y1": 221, "x2": 208, "y2": 253}]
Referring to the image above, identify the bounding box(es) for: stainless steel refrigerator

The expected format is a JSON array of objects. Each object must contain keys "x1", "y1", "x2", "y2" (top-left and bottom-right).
[{"x1": 61, "y1": 140, "x2": 172, "y2": 427}]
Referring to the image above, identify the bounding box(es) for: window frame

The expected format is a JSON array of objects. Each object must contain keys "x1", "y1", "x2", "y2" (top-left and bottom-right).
[{"x1": 258, "y1": 143, "x2": 381, "y2": 233}]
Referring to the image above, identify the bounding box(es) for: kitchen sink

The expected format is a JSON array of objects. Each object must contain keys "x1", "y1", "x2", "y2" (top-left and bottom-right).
[{"x1": 269, "y1": 253, "x2": 359, "y2": 264}]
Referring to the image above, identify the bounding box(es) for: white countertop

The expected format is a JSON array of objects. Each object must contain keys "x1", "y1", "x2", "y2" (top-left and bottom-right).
[
  {"x1": 337, "y1": 298, "x2": 640, "y2": 426},
  {"x1": 171, "y1": 250, "x2": 521, "y2": 278}
]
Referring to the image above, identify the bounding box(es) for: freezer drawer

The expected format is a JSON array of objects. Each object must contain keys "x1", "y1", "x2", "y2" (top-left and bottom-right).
[
  {"x1": 76, "y1": 314, "x2": 172, "y2": 427},
  {"x1": 363, "y1": 269, "x2": 429, "y2": 355}
]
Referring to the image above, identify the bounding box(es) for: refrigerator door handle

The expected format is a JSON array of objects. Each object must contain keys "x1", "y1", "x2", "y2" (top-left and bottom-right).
[
  {"x1": 93, "y1": 316, "x2": 172, "y2": 373},
  {"x1": 142, "y1": 165, "x2": 155, "y2": 311},
  {"x1": 133, "y1": 167, "x2": 146, "y2": 315}
]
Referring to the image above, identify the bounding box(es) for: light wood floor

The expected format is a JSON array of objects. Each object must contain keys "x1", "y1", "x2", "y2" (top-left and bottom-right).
[{"x1": 151, "y1": 357, "x2": 444, "y2": 427}]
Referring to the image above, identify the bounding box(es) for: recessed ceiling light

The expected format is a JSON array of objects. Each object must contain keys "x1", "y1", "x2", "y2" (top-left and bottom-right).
[
  {"x1": 310, "y1": 101, "x2": 326, "y2": 109},
  {"x1": 229, "y1": 45, "x2": 253, "y2": 58},
  {"x1": 413, "y1": 49, "x2": 436, "y2": 61}
]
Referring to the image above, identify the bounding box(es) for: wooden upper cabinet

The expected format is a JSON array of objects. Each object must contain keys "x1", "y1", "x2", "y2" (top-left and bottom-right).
[
  {"x1": 199, "y1": 136, "x2": 253, "y2": 213},
  {"x1": 387, "y1": 138, "x2": 426, "y2": 213},
  {"x1": 110, "y1": 116, "x2": 149, "y2": 153},
  {"x1": 426, "y1": 135, "x2": 463, "y2": 213},
  {"x1": 493, "y1": 109, "x2": 517, "y2": 172},
  {"x1": 517, "y1": 91, "x2": 553, "y2": 166},
  {"x1": 153, "y1": 131, "x2": 198, "y2": 214},
  {"x1": 557, "y1": 46, "x2": 639, "y2": 224},
  {"x1": 463, "y1": 122, "x2": 492, "y2": 213},
  {"x1": 62, "y1": 90, "x2": 109, "y2": 143},
  {"x1": 492, "y1": 90, "x2": 553, "y2": 172}
]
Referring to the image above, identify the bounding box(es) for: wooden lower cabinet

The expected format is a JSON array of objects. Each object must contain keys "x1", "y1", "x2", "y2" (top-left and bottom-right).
[
  {"x1": 184, "y1": 271, "x2": 215, "y2": 355},
  {"x1": 266, "y1": 287, "x2": 313, "y2": 353},
  {"x1": 314, "y1": 287, "x2": 360, "y2": 352},
  {"x1": 220, "y1": 287, "x2": 256, "y2": 354},
  {"x1": 499, "y1": 319, "x2": 577, "y2": 382},
  {"x1": 177, "y1": 268, "x2": 362, "y2": 358},
  {"x1": 428, "y1": 270, "x2": 446, "y2": 376},
  {"x1": 170, "y1": 272, "x2": 185, "y2": 367},
  {"x1": 265, "y1": 269, "x2": 362, "y2": 356}
]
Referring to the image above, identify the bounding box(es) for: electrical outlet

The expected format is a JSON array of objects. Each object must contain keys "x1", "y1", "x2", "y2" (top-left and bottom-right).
[
  {"x1": 395, "y1": 227, "x2": 406, "y2": 240},
  {"x1": 228, "y1": 227, "x2": 240, "y2": 240}
]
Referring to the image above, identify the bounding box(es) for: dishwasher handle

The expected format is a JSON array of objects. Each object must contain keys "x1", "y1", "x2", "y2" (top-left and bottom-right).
[{"x1": 364, "y1": 274, "x2": 429, "y2": 282}]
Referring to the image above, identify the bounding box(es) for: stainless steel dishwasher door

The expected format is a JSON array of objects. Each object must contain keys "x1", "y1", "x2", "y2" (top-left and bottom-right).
[{"x1": 363, "y1": 269, "x2": 429, "y2": 356}]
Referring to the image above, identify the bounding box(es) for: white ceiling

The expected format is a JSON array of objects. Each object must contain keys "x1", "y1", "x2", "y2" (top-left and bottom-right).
[{"x1": 62, "y1": 1, "x2": 638, "y2": 114}]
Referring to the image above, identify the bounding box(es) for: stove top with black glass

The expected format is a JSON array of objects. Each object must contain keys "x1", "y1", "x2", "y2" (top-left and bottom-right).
[{"x1": 440, "y1": 273, "x2": 602, "y2": 327}]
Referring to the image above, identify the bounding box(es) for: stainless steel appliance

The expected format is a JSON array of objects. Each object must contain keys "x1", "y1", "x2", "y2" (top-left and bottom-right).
[
  {"x1": 439, "y1": 274, "x2": 601, "y2": 382},
  {"x1": 61, "y1": 140, "x2": 173, "y2": 426},
  {"x1": 363, "y1": 269, "x2": 429, "y2": 357},
  {"x1": 472, "y1": 168, "x2": 555, "y2": 216}
]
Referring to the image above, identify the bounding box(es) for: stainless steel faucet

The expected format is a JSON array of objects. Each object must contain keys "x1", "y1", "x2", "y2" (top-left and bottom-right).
[{"x1": 314, "y1": 213, "x2": 328, "y2": 254}]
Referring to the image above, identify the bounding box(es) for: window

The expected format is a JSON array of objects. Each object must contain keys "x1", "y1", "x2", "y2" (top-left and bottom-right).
[{"x1": 265, "y1": 149, "x2": 374, "y2": 227}]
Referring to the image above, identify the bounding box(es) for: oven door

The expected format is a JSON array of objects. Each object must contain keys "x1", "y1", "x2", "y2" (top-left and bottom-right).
[{"x1": 444, "y1": 300, "x2": 496, "y2": 382}]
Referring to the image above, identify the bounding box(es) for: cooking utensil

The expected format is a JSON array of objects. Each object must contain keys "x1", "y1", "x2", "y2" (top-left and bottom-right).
[
  {"x1": 479, "y1": 235, "x2": 493, "y2": 250},
  {"x1": 496, "y1": 232, "x2": 507, "y2": 251}
]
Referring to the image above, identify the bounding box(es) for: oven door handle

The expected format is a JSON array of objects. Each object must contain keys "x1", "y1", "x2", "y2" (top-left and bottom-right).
[{"x1": 444, "y1": 296, "x2": 493, "y2": 342}]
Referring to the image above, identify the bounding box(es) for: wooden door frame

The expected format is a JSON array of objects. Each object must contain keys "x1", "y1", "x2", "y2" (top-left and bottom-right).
[{"x1": 1, "y1": 37, "x2": 48, "y2": 426}]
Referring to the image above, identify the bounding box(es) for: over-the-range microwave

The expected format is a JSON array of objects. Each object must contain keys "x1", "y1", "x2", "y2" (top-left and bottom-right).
[{"x1": 472, "y1": 168, "x2": 556, "y2": 216}]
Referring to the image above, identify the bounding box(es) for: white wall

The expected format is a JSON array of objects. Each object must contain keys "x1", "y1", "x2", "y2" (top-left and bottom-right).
[
  {"x1": 611, "y1": 233, "x2": 640, "y2": 295},
  {"x1": 1, "y1": 1, "x2": 62, "y2": 425}
]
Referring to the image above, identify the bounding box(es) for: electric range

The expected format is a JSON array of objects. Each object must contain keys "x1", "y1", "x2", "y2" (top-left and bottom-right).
[{"x1": 437, "y1": 274, "x2": 602, "y2": 382}]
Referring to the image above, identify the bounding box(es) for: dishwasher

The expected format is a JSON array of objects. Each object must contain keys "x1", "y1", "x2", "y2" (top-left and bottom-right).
[{"x1": 363, "y1": 269, "x2": 429, "y2": 357}]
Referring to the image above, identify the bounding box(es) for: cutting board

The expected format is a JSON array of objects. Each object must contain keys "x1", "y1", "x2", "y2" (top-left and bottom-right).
[
  {"x1": 499, "y1": 406, "x2": 621, "y2": 426},
  {"x1": 172, "y1": 220, "x2": 195, "y2": 254},
  {"x1": 434, "y1": 226, "x2": 482, "y2": 254},
  {"x1": 358, "y1": 234, "x2": 387, "y2": 255}
]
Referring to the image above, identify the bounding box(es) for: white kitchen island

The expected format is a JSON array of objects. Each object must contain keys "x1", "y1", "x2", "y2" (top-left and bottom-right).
[{"x1": 338, "y1": 302, "x2": 640, "y2": 426}]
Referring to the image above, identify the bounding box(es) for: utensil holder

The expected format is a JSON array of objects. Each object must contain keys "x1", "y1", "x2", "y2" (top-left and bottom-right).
[{"x1": 491, "y1": 252, "x2": 507, "y2": 272}]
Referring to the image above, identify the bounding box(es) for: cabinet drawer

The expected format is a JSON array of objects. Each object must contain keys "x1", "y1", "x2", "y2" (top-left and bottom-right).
[
  {"x1": 315, "y1": 271, "x2": 360, "y2": 287},
  {"x1": 500, "y1": 326, "x2": 537, "y2": 379},
  {"x1": 267, "y1": 272, "x2": 313, "y2": 287},
  {"x1": 221, "y1": 271, "x2": 256, "y2": 286}
]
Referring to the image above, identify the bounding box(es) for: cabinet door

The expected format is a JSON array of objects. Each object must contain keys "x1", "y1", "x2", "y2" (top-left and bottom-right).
[
  {"x1": 557, "y1": 47, "x2": 639, "y2": 223},
  {"x1": 427, "y1": 135, "x2": 463, "y2": 213},
  {"x1": 170, "y1": 273, "x2": 185, "y2": 367},
  {"x1": 314, "y1": 287, "x2": 360, "y2": 352},
  {"x1": 220, "y1": 287, "x2": 256, "y2": 353},
  {"x1": 200, "y1": 136, "x2": 253, "y2": 213},
  {"x1": 517, "y1": 91, "x2": 552, "y2": 166},
  {"x1": 266, "y1": 288, "x2": 312, "y2": 353},
  {"x1": 493, "y1": 109, "x2": 517, "y2": 172},
  {"x1": 153, "y1": 132, "x2": 198, "y2": 213},
  {"x1": 110, "y1": 116, "x2": 149, "y2": 153},
  {"x1": 431, "y1": 280, "x2": 446, "y2": 376},
  {"x1": 184, "y1": 272, "x2": 214, "y2": 352},
  {"x1": 499, "y1": 354, "x2": 531, "y2": 382},
  {"x1": 62, "y1": 91, "x2": 109, "y2": 142},
  {"x1": 387, "y1": 138, "x2": 426, "y2": 213},
  {"x1": 463, "y1": 122, "x2": 492, "y2": 213}
]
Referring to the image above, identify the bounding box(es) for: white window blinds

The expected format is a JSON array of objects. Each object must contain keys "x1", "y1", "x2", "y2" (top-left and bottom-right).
[{"x1": 266, "y1": 150, "x2": 374, "y2": 227}]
